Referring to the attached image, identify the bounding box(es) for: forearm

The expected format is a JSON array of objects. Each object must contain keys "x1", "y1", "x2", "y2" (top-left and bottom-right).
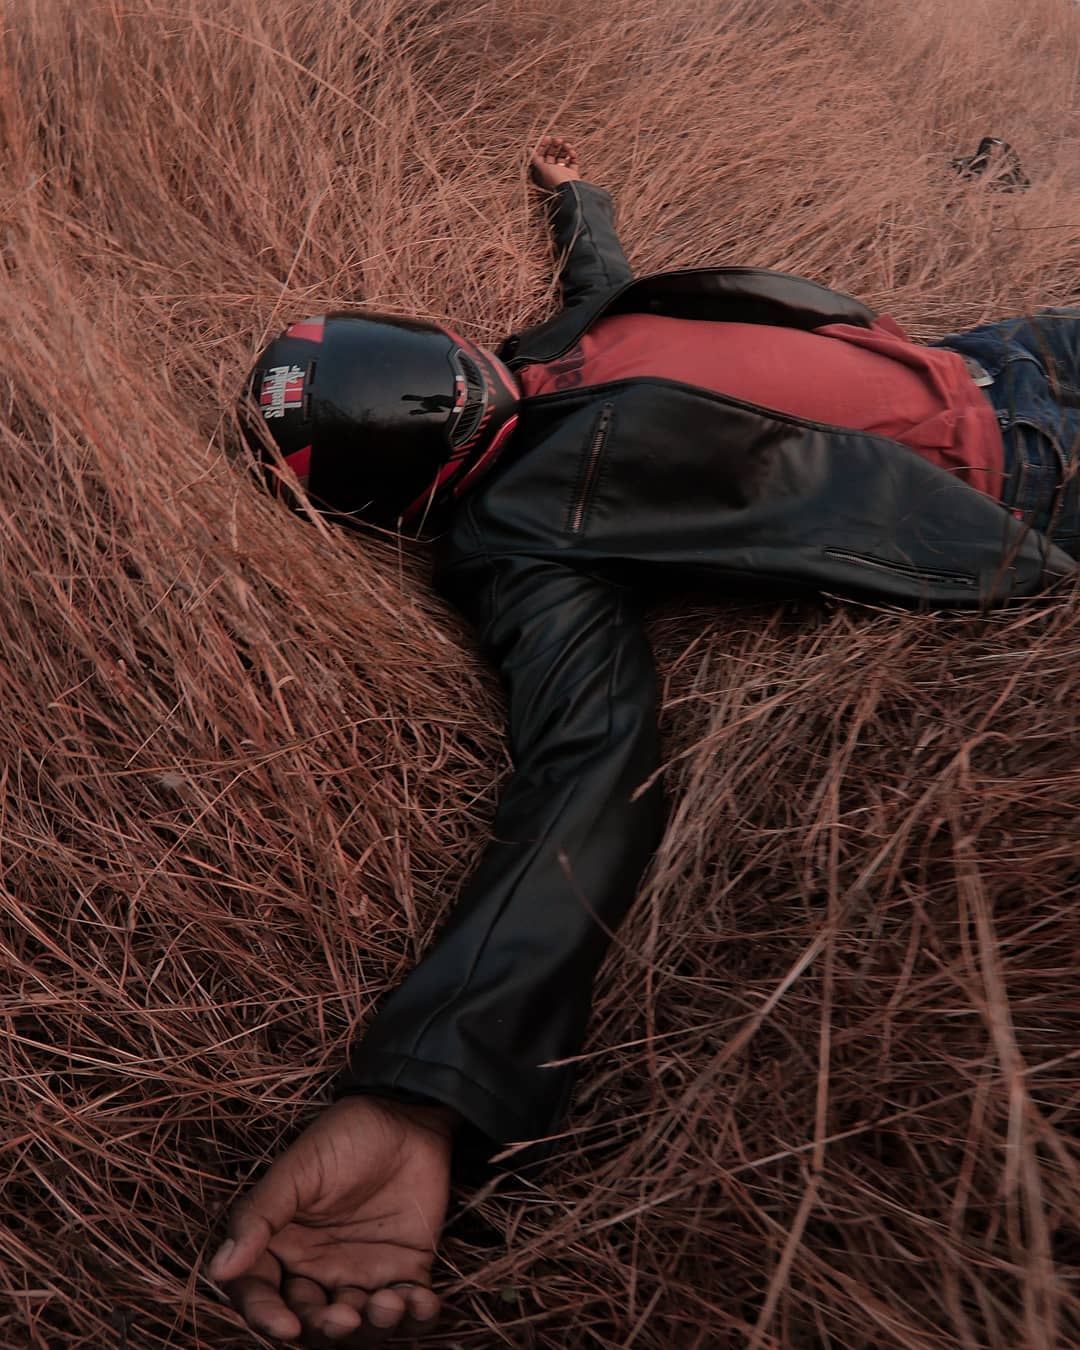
[
  {"x1": 333, "y1": 745, "x2": 665, "y2": 1173},
  {"x1": 546, "y1": 180, "x2": 633, "y2": 307}
]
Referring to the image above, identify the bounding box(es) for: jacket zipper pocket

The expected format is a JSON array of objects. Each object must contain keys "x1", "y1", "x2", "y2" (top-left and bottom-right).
[
  {"x1": 823, "y1": 548, "x2": 977, "y2": 588},
  {"x1": 569, "y1": 402, "x2": 614, "y2": 534}
]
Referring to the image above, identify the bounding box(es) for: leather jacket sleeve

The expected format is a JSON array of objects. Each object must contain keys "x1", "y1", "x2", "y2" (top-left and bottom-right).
[
  {"x1": 546, "y1": 179, "x2": 634, "y2": 308},
  {"x1": 331, "y1": 526, "x2": 666, "y2": 1176}
]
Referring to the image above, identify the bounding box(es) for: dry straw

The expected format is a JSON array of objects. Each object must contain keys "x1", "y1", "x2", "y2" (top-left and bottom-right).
[{"x1": 1, "y1": 0, "x2": 1078, "y2": 1345}]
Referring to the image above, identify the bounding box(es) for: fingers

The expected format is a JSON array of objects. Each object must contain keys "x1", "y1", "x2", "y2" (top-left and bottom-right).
[
  {"x1": 364, "y1": 1290, "x2": 409, "y2": 1344},
  {"x1": 207, "y1": 1161, "x2": 302, "y2": 1284},
  {"x1": 532, "y1": 134, "x2": 578, "y2": 165},
  {"x1": 222, "y1": 1248, "x2": 303, "y2": 1342},
  {"x1": 361, "y1": 1287, "x2": 436, "y2": 1343},
  {"x1": 314, "y1": 1285, "x2": 440, "y2": 1345},
  {"x1": 281, "y1": 1277, "x2": 374, "y2": 1344},
  {"x1": 310, "y1": 1286, "x2": 366, "y2": 1341},
  {"x1": 282, "y1": 1275, "x2": 331, "y2": 1336},
  {"x1": 217, "y1": 1266, "x2": 440, "y2": 1346},
  {"x1": 396, "y1": 1284, "x2": 441, "y2": 1338}
]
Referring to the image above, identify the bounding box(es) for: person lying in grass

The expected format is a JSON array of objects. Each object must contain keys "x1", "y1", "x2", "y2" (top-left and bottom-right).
[{"x1": 207, "y1": 133, "x2": 1079, "y2": 1344}]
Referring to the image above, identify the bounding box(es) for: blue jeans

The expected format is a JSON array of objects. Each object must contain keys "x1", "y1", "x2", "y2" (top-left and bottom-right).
[{"x1": 932, "y1": 307, "x2": 1080, "y2": 559}]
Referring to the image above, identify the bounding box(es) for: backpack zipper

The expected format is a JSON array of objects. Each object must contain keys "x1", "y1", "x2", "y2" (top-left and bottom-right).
[{"x1": 569, "y1": 402, "x2": 614, "y2": 534}]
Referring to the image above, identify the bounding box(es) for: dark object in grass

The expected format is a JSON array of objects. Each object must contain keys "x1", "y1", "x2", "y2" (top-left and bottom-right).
[{"x1": 950, "y1": 137, "x2": 1030, "y2": 192}]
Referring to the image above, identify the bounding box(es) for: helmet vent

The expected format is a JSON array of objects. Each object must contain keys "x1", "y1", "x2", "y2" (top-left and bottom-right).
[{"x1": 449, "y1": 351, "x2": 487, "y2": 447}]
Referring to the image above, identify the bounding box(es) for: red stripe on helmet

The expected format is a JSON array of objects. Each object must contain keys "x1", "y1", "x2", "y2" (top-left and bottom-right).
[
  {"x1": 285, "y1": 444, "x2": 312, "y2": 479},
  {"x1": 440, "y1": 325, "x2": 519, "y2": 400},
  {"x1": 286, "y1": 317, "x2": 325, "y2": 343},
  {"x1": 400, "y1": 414, "x2": 520, "y2": 528},
  {"x1": 453, "y1": 415, "x2": 519, "y2": 498},
  {"x1": 400, "y1": 457, "x2": 462, "y2": 527}
]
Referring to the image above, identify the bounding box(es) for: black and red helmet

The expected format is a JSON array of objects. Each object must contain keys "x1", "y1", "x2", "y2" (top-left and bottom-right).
[{"x1": 242, "y1": 312, "x2": 520, "y2": 531}]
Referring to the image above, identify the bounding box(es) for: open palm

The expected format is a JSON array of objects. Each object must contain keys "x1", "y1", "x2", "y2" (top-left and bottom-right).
[{"x1": 205, "y1": 1096, "x2": 455, "y2": 1344}]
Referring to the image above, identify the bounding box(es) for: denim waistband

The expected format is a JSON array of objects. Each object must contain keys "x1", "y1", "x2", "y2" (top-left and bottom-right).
[
  {"x1": 937, "y1": 343, "x2": 1063, "y2": 529},
  {"x1": 932, "y1": 313, "x2": 1080, "y2": 556}
]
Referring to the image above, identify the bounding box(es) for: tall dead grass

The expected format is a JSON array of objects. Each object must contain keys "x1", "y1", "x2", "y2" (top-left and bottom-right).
[{"x1": 0, "y1": 0, "x2": 1078, "y2": 1345}]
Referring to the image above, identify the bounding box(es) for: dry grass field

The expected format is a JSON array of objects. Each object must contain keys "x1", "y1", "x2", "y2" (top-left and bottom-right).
[{"x1": 1, "y1": 0, "x2": 1079, "y2": 1345}]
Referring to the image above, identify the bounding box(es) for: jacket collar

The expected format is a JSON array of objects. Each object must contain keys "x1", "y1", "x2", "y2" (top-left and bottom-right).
[{"x1": 498, "y1": 265, "x2": 879, "y2": 369}]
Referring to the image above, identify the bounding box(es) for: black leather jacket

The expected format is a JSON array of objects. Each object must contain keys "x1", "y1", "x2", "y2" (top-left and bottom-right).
[{"x1": 333, "y1": 182, "x2": 1075, "y2": 1173}]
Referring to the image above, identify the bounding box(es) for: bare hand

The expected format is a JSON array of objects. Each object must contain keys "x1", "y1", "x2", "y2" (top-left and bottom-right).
[
  {"x1": 205, "y1": 1095, "x2": 456, "y2": 1344},
  {"x1": 530, "y1": 134, "x2": 581, "y2": 190}
]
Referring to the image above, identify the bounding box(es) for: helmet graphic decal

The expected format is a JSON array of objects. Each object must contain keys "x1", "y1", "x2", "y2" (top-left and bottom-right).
[
  {"x1": 285, "y1": 317, "x2": 325, "y2": 343},
  {"x1": 260, "y1": 364, "x2": 306, "y2": 420}
]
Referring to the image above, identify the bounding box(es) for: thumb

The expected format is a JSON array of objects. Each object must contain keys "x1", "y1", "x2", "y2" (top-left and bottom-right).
[{"x1": 206, "y1": 1162, "x2": 301, "y2": 1283}]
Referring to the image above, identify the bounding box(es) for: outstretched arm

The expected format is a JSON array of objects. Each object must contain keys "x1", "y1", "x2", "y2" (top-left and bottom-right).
[
  {"x1": 207, "y1": 545, "x2": 666, "y2": 1345},
  {"x1": 332, "y1": 538, "x2": 667, "y2": 1173},
  {"x1": 529, "y1": 133, "x2": 634, "y2": 308}
]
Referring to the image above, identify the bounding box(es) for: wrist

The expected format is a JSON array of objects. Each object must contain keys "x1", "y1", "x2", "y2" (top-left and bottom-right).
[
  {"x1": 397, "y1": 1099, "x2": 462, "y2": 1135},
  {"x1": 352, "y1": 1092, "x2": 462, "y2": 1138}
]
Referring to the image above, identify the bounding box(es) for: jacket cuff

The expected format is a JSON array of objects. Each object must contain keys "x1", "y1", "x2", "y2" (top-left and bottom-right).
[
  {"x1": 546, "y1": 179, "x2": 614, "y2": 245},
  {"x1": 547, "y1": 177, "x2": 613, "y2": 208},
  {"x1": 329, "y1": 1050, "x2": 564, "y2": 1183}
]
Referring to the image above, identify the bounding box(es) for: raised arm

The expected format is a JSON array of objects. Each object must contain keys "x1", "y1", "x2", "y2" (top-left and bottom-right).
[{"x1": 530, "y1": 133, "x2": 634, "y2": 308}]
